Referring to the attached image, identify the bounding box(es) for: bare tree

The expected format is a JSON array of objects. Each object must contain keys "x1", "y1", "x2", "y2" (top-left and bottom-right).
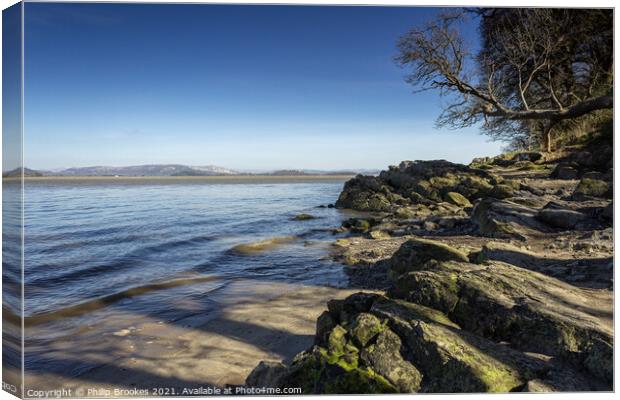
[{"x1": 396, "y1": 9, "x2": 613, "y2": 152}]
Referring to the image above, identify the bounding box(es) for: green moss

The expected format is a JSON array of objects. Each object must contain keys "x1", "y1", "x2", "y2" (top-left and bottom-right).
[
  {"x1": 343, "y1": 218, "x2": 373, "y2": 232},
  {"x1": 574, "y1": 178, "x2": 610, "y2": 198},
  {"x1": 414, "y1": 180, "x2": 432, "y2": 196},
  {"x1": 430, "y1": 176, "x2": 459, "y2": 192},
  {"x1": 323, "y1": 367, "x2": 398, "y2": 394},
  {"x1": 463, "y1": 176, "x2": 494, "y2": 197},
  {"x1": 309, "y1": 345, "x2": 397, "y2": 394},
  {"x1": 328, "y1": 325, "x2": 348, "y2": 354},
  {"x1": 427, "y1": 328, "x2": 523, "y2": 393},
  {"x1": 502, "y1": 179, "x2": 521, "y2": 190},
  {"x1": 394, "y1": 207, "x2": 416, "y2": 219},
  {"x1": 294, "y1": 213, "x2": 315, "y2": 220},
  {"x1": 445, "y1": 192, "x2": 472, "y2": 207},
  {"x1": 367, "y1": 195, "x2": 391, "y2": 211},
  {"x1": 350, "y1": 313, "x2": 385, "y2": 347}
]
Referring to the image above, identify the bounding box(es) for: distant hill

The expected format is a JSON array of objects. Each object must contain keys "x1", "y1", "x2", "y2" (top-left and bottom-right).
[
  {"x1": 5, "y1": 164, "x2": 377, "y2": 177},
  {"x1": 49, "y1": 164, "x2": 239, "y2": 177},
  {"x1": 2, "y1": 168, "x2": 43, "y2": 178},
  {"x1": 269, "y1": 169, "x2": 309, "y2": 176}
]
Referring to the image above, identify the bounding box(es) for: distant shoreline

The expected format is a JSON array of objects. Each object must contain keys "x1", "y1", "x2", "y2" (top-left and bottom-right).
[{"x1": 4, "y1": 174, "x2": 356, "y2": 184}]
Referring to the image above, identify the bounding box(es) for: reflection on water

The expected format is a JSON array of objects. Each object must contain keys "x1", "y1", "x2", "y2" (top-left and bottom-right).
[
  {"x1": 3, "y1": 179, "x2": 23, "y2": 392},
  {"x1": 19, "y1": 179, "x2": 353, "y2": 381}
]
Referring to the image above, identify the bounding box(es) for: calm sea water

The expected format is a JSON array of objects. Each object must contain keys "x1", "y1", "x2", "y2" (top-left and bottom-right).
[{"x1": 4, "y1": 179, "x2": 355, "y2": 374}]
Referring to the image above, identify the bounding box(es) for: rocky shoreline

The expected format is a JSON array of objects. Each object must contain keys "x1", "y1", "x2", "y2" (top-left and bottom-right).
[{"x1": 246, "y1": 142, "x2": 613, "y2": 393}]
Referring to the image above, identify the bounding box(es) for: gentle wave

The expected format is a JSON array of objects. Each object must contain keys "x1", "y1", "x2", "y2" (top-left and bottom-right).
[
  {"x1": 23, "y1": 275, "x2": 220, "y2": 326},
  {"x1": 14, "y1": 181, "x2": 348, "y2": 320},
  {"x1": 229, "y1": 236, "x2": 299, "y2": 255}
]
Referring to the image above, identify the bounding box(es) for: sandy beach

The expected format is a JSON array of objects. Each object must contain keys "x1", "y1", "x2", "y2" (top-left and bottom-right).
[{"x1": 23, "y1": 280, "x2": 361, "y2": 395}]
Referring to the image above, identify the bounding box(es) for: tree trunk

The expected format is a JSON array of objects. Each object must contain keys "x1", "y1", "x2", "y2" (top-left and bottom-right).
[{"x1": 543, "y1": 123, "x2": 555, "y2": 153}]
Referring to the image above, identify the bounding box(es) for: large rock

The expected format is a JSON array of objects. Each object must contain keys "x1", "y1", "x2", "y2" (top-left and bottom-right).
[
  {"x1": 369, "y1": 297, "x2": 529, "y2": 393},
  {"x1": 248, "y1": 288, "x2": 609, "y2": 393},
  {"x1": 248, "y1": 294, "x2": 535, "y2": 393},
  {"x1": 389, "y1": 238, "x2": 469, "y2": 277},
  {"x1": 601, "y1": 202, "x2": 613, "y2": 220},
  {"x1": 572, "y1": 178, "x2": 611, "y2": 200},
  {"x1": 247, "y1": 295, "x2": 419, "y2": 394},
  {"x1": 336, "y1": 160, "x2": 500, "y2": 212},
  {"x1": 473, "y1": 240, "x2": 612, "y2": 290},
  {"x1": 471, "y1": 198, "x2": 550, "y2": 240},
  {"x1": 512, "y1": 152, "x2": 544, "y2": 163},
  {"x1": 358, "y1": 328, "x2": 422, "y2": 392},
  {"x1": 538, "y1": 208, "x2": 588, "y2": 230},
  {"x1": 246, "y1": 361, "x2": 288, "y2": 388},
  {"x1": 445, "y1": 191, "x2": 472, "y2": 207},
  {"x1": 336, "y1": 175, "x2": 393, "y2": 211},
  {"x1": 550, "y1": 163, "x2": 579, "y2": 180},
  {"x1": 389, "y1": 260, "x2": 613, "y2": 384}
]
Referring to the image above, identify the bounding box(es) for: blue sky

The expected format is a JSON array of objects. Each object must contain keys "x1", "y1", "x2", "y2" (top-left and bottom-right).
[{"x1": 23, "y1": 3, "x2": 502, "y2": 171}]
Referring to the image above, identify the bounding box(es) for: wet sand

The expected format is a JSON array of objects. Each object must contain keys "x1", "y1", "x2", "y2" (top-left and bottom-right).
[{"x1": 23, "y1": 280, "x2": 362, "y2": 396}]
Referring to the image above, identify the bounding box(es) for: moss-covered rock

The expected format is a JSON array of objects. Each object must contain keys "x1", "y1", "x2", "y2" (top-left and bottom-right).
[
  {"x1": 387, "y1": 260, "x2": 613, "y2": 384},
  {"x1": 336, "y1": 160, "x2": 500, "y2": 213},
  {"x1": 368, "y1": 229, "x2": 391, "y2": 240},
  {"x1": 328, "y1": 325, "x2": 348, "y2": 354},
  {"x1": 389, "y1": 238, "x2": 469, "y2": 278},
  {"x1": 360, "y1": 328, "x2": 423, "y2": 392},
  {"x1": 573, "y1": 178, "x2": 611, "y2": 199},
  {"x1": 286, "y1": 346, "x2": 398, "y2": 394},
  {"x1": 389, "y1": 269, "x2": 461, "y2": 313},
  {"x1": 294, "y1": 213, "x2": 315, "y2": 220},
  {"x1": 336, "y1": 175, "x2": 394, "y2": 211},
  {"x1": 342, "y1": 218, "x2": 374, "y2": 233},
  {"x1": 445, "y1": 191, "x2": 472, "y2": 207},
  {"x1": 248, "y1": 288, "x2": 609, "y2": 393},
  {"x1": 394, "y1": 207, "x2": 417, "y2": 219},
  {"x1": 349, "y1": 313, "x2": 385, "y2": 347},
  {"x1": 369, "y1": 297, "x2": 527, "y2": 393}
]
